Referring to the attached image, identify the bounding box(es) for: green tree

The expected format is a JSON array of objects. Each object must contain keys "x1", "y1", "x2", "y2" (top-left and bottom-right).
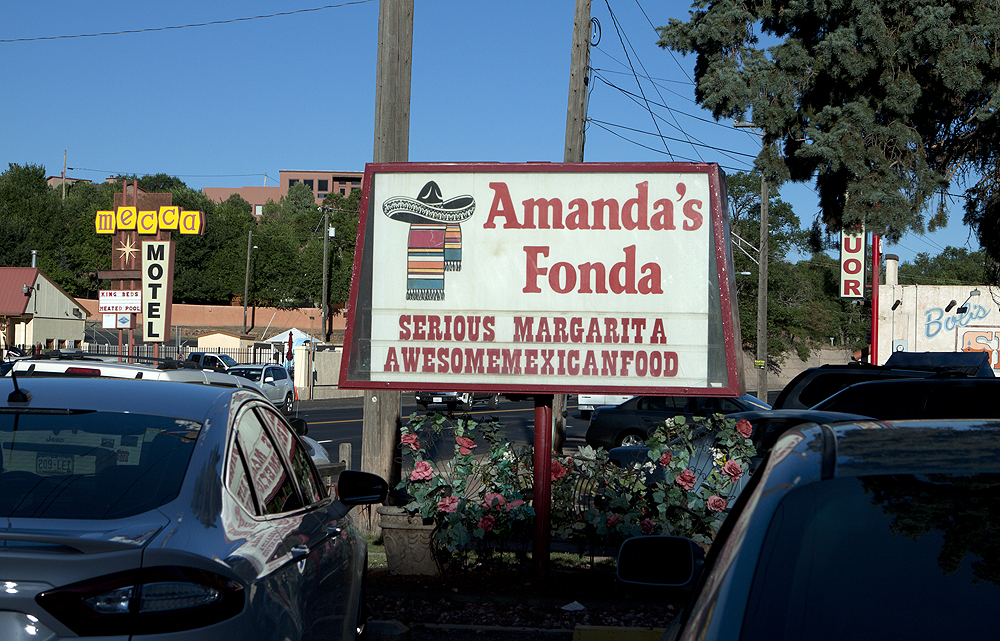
[
  {"x1": 659, "y1": 1, "x2": 1000, "y2": 253},
  {"x1": 897, "y1": 246, "x2": 989, "y2": 286}
]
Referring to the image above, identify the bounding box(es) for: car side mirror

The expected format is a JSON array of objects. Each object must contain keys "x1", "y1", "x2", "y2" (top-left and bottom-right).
[
  {"x1": 289, "y1": 417, "x2": 308, "y2": 436},
  {"x1": 336, "y1": 470, "x2": 389, "y2": 506},
  {"x1": 617, "y1": 535, "x2": 704, "y2": 588}
]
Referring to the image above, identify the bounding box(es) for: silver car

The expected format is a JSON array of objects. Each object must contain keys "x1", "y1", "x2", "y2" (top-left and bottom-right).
[
  {"x1": 229, "y1": 364, "x2": 296, "y2": 413},
  {"x1": 0, "y1": 375, "x2": 387, "y2": 641}
]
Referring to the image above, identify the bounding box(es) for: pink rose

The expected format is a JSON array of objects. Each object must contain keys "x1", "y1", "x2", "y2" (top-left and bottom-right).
[
  {"x1": 658, "y1": 451, "x2": 673, "y2": 467},
  {"x1": 505, "y1": 499, "x2": 525, "y2": 512},
  {"x1": 400, "y1": 434, "x2": 419, "y2": 450},
  {"x1": 551, "y1": 459, "x2": 568, "y2": 481},
  {"x1": 478, "y1": 515, "x2": 495, "y2": 532},
  {"x1": 675, "y1": 469, "x2": 697, "y2": 491},
  {"x1": 707, "y1": 495, "x2": 728, "y2": 512},
  {"x1": 640, "y1": 518, "x2": 656, "y2": 535},
  {"x1": 437, "y1": 496, "x2": 461, "y2": 513},
  {"x1": 736, "y1": 419, "x2": 753, "y2": 439},
  {"x1": 483, "y1": 493, "x2": 506, "y2": 508},
  {"x1": 456, "y1": 436, "x2": 477, "y2": 456},
  {"x1": 409, "y1": 460, "x2": 433, "y2": 481},
  {"x1": 722, "y1": 460, "x2": 743, "y2": 482},
  {"x1": 606, "y1": 513, "x2": 622, "y2": 528}
]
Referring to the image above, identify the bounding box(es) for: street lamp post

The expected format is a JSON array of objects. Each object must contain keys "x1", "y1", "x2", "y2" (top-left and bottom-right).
[
  {"x1": 735, "y1": 122, "x2": 769, "y2": 402},
  {"x1": 243, "y1": 232, "x2": 257, "y2": 334}
]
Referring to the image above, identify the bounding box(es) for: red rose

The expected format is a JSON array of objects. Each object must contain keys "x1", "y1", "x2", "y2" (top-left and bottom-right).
[
  {"x1": 722, "y1": 459, "x2": 743, "y2": 482},
  {"x1": 707, "y1": 495, "x2": 728, "y2": 512},
  {"x1": 606, "y1": 513, "x2": 622, "y2": 528},
  {"x1": 551, "y1": 459, "x2": 568, "y2": 481},
  {"x1": 400, "y1": 434, "x2": 420, "y2": 450},
  {"x1": 456, "y1": 436, "x2": 477, "y2": 456},
  {"x1": 640, "y1": 518, "x2": 656, "y2": 535},
  {"x1": 409, "y1": 460, "x2": 433, "y2": 481},
  {"x1": 478, "y1": 515, "x2": 495, "y2": 532},
  {"x1": 675, "y1": 469, "x2": 697, "y2": 491},
  {"x1": 437, "y1": 496, "x2": 461, "y2": 513},
  {"x1": 658, "y1": 451, "x2": 673, "y2": 467},
  {"x1": 736, "y1": 419, "x2": 753, "y2": 439}
]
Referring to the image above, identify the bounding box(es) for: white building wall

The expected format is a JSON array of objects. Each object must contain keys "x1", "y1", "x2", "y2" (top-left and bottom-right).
[
  {"x1": 19, "y1": 274, "x2": 86, "y2": 349},
  {"x1": 878, "y1": 282, "x2": 999, "y2": 369}
]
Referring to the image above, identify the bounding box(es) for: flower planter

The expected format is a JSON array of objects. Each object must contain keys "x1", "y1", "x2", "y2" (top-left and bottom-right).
[{"x1": 377, "y1": 505, "x2": 440, "y2": 576}]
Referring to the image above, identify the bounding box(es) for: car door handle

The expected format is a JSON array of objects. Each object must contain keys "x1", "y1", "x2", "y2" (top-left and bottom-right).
[{"x1": 290, "y1": 544, "x2": 310, "y2": 559}]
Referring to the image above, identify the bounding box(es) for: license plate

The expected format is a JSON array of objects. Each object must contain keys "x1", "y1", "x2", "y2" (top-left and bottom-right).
[
  {"x1": 433, "y1": 397, "x2": 443, "y2": 403},
  {"x1": 36, "y1": 453, "x2": 74, "y2": 475}
]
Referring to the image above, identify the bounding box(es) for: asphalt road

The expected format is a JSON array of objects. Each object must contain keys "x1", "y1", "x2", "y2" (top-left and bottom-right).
[{"x1": 290, "y1": 394, "x2": 595, "y2": 470}]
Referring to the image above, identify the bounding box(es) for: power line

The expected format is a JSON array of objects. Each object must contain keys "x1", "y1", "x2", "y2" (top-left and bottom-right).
[{"x1": 0, "y1": 1, "x2": 374, "y2": 44}]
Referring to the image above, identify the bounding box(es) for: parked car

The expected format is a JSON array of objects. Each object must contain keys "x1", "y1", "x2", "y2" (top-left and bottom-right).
[
  {"x1": 577, "y1": 393, "x2": 634, "y2": 420},
  {"x1": 585, "y1": 394, "x2": 770, "y2": 449},
  {"x1": 187, "y1": 351, "x2": 239, "y2": 373},
  {"x1": 617, "y1": 419, "x2": 1000, "y2": 639},
  {"x1": 414, "y1": 391, "x2": 500, "y2": 411},
  {"x1": 772, "y1": 351, "x2": 994, "y2": 410},
  {"x1": 811, "y1": 376, "x2": 1000, "y2": 418},
  {"x1": 229, "y1": 363, "x2": 296, "y2": 413},
  {"x1": 0, "y1": 375, "x2": 388, "y2": 641}
]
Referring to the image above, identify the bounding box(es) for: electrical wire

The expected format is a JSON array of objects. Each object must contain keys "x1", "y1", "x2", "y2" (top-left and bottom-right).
[{"x1": 0, "y1": 1, "x2": 374, "y2": 44}]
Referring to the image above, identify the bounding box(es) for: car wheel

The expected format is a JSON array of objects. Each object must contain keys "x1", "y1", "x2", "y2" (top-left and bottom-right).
[
  {"x1": 617, "y1": 432, "x2": 646, "y2": 448},
  {"x1": 283, "y1": 392, "x2": 294, "y2": 414},
  {"x1": 488, "y1": 393, "x2": 500, "y2": 410},
  {"x1": 418, "y1": 402, "x2": 428, "y2": 411}
]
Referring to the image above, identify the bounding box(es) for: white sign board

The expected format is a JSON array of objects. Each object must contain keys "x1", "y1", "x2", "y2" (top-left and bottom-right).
[
  {"x1": 102, "y1": 313, "x2": 133, "y2": 329},
  {"x1": 98, "y1": 289, "x2": 142, "y2": 314},
  {"x1": 339, "y1": 163, "x2": 742, "y2": 396},
  {"x1": 840, "y1": 226, "x2": 866, "y2": 299},
  {"x1": 142, "y1": 241, "x2": 175, "y2": 343}
]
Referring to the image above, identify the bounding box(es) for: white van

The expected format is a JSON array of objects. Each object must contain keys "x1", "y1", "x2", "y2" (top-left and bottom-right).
[{"x1": 577, "y1": 393, "x2": 634, "y2": 420}]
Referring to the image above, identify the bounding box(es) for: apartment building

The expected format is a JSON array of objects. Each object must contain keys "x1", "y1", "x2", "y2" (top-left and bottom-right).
[{"x1": 203, "y1": 170, "x2": 364, "y2": 218}]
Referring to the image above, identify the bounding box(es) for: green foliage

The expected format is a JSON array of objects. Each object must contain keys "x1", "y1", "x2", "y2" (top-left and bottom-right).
[
  {"x1": 659, "y1": 0, "x2": 1000, "y2": 255},
  {"x1": 897, "y1": 246, "x2": 989, "y2": 286}
]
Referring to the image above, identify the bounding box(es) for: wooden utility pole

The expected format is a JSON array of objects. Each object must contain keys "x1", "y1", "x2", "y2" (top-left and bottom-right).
[
  {"x1": 757, "y1": 173, "x2": 769, "y2": 401},
  {"x1": 551, "y1": 0, "x2": 592, "y2": 455},
  {"x1": 321, "y1": 207, "x2": 329, "y2": 342},
  {"x1": 361, "y1": 0, "x2": 413, "y2": 532}
]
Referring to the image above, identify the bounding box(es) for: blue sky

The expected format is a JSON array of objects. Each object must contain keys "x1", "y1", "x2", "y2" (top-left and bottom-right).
[{"x1": 1, "y1": 0, "x2": 979, "y2": 264}]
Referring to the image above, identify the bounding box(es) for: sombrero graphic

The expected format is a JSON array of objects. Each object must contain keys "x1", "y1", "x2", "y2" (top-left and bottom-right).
[{"x1": 383, "y1": 181, "x2": 476, "y2": 301}]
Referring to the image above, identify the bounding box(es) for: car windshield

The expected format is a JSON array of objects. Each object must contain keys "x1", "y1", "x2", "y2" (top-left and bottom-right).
[
  {"x1": 230, "y1": 368, "x2": 262, "y2": 382},
  {"x1": 219, "y1": 354, "x2": 239, "y2": 368},
  {"x1": 0, "y1": 410, "x2": 200, "y2": 520},
  {"x1": 741, "y1": 473, "x2": 1000, "y2": 639}
]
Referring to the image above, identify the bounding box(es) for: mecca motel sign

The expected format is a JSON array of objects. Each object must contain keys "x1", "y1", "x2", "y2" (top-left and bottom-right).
[
  {"x1": 95, "y1": 203, "x2": 205, "y2": 342},
  {"x1": 339, "y1": 162, "x2": 745, "y2": 396}
]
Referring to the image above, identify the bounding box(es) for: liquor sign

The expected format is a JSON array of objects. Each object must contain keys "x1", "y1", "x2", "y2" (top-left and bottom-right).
[
  {"x1": 98, "y1": 290, "x2": 142, "y2": 314},
  {"x1": 339, "y1": 162, "x2": 744, "y2": 396},
  {"x1": 840, "y1": 225, "x2": 866, "y2": 299}
]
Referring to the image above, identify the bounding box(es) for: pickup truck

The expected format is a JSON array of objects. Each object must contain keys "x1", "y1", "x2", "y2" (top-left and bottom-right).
[{"x1": 186, "y1": 352, "x2": 239, "y2": 373}]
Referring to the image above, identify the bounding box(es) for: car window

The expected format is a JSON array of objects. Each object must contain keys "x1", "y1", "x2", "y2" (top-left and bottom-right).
[
  {"x1": 230, "y1": 368, "x2": 262, "y2": 382},
  {"x1": 219, "y1": 354, "x2": 239, "y2": 368},
  {"x1": 741, "y1": 474, "x2": 1000, "y2": 639},
  {"x1": 637, "y1": 396, "x2": 688, "y2": 412},
  {"x1": 236, "y1": 409, "x2": 303, "y2": 515},
  {"x1": 270, "y1": 367, "x2": 287, "y2": 382},
  {"x1": 225, "y1": 439, "x2": 258, "y2": 515},
  {"x1": 258, "y1": 407, "x2": 324, "y2": 503},
  {"x1": 0, "y1": 411, "x2": 199, "y2": 519},
  {"x1": 692, "y1": 397, "x2": 745, "y2": 414}
]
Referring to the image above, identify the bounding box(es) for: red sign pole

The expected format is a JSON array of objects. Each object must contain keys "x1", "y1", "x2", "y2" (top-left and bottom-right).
[
  {"x1": 870, "y1": 234, "x2": 881, "y2": 365},
  {"x1": 532, "y1": 394, "x2": 553, "y2": 582}
]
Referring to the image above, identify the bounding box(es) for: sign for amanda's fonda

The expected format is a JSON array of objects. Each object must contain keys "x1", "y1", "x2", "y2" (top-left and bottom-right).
[{"x1": 339, "y1": 162, "x2": 743, "y2": 396}]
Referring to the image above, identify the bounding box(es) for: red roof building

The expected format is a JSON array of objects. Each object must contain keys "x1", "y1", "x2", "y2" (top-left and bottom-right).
[{"x1": 0, "y1": 268, "x2": 89, "y2": 353}]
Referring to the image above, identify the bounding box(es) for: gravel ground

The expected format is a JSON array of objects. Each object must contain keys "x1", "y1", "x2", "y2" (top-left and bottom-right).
[{"x1": 368, "y1": 566, "x2": 684, "y2": 633}]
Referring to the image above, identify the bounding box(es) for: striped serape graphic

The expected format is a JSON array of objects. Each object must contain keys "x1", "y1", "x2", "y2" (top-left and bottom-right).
[
  {"x1": 406, "y1": 223, "x2": 446, "y2": 300},
  {"x1": 444, "y1": 224, "x2": 463, "y2": 271}
]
